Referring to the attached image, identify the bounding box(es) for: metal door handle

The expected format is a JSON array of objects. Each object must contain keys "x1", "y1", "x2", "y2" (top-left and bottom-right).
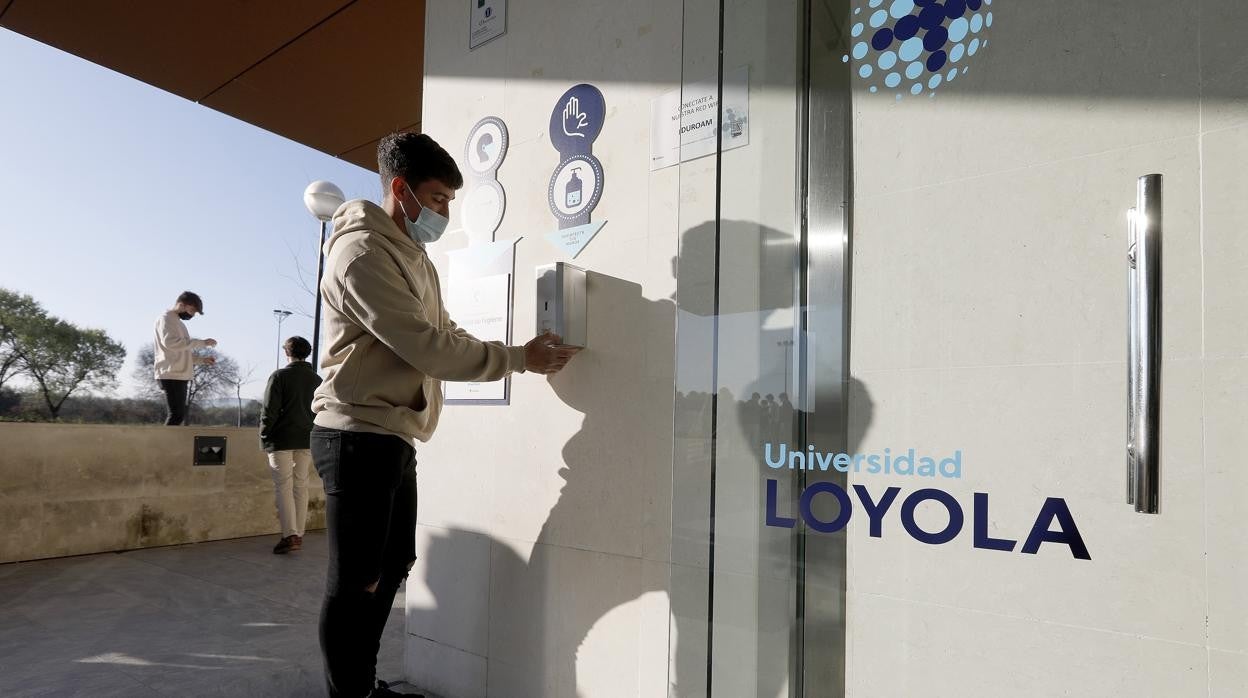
[
  {"x1": 1127, "y1": 174, "x2": 1162, "y2": 514},
  {"x1": 1126, "y1": 207, "x2": 1138, "y2": 505}
]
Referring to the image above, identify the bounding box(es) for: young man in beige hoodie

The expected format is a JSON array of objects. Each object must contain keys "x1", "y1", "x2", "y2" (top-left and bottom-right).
[{"x1": 311, "y1": 132, "x2": 579, "y2": 698}]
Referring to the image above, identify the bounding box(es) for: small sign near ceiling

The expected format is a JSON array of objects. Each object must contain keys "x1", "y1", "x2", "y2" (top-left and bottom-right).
[{"x1": 469, "y1": 0, "x2": 507, "y2": 50}]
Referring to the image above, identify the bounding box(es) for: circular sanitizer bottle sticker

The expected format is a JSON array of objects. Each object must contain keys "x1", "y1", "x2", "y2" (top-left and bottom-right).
[{"x1": 547, "y1": 154, "x2": 604, "y2": 224}]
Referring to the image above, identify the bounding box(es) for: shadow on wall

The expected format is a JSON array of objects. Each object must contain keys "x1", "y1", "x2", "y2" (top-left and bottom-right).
[
  {"x1": 666, "y1": 376, "x2": 874, "y2": 696},
  {"x1": 667, "y1": 220, "x2": 876, "y2": 695},
  {"x1": 410, "y1": 219, "x2": 874, "y2": 698}
]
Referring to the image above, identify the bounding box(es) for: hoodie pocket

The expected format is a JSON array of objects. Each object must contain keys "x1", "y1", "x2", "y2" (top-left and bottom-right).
[
  {"x1": 414, "y1": 381, "x2": 428, "y2": 412},
  {"x1": 384, "y1": 405, "x2": 423, "y2": 435}
]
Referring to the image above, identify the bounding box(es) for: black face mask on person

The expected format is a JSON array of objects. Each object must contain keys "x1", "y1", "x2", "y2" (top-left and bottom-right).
[{"x1": 178, "y1": 312, "x2": 194, "y2": 321}]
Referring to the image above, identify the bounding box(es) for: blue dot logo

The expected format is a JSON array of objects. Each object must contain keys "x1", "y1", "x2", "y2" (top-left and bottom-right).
[{"x1": 844, "y1": 0, "x2": 994, "y2": 99}]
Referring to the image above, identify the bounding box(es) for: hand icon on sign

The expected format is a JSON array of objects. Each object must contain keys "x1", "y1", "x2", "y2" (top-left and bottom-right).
[{"x1": 562, "y1": 96, "x2": 589, "y2": 138}]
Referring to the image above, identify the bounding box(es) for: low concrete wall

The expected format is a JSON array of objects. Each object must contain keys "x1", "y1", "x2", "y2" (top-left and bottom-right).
[{"x1": 0, "y1": 423, "x2": 325, "y2": 563}]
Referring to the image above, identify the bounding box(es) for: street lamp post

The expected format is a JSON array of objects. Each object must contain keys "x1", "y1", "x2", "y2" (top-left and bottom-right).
[
  {"x1": 273, "y1": 309, "x2": 292, "y2": 369},
  {"x1": 302, "y1": 181, "x2": 346, "y2": 371}
]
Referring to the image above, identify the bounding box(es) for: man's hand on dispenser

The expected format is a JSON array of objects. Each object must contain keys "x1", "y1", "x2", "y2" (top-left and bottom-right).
[{"x1": 524, "y1": 331, "x2": 581, "y2": 375}]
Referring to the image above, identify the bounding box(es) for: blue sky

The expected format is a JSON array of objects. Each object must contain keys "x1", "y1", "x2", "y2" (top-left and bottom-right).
[{"x1": 0, "y1": 29, "x2": 382, "y2": 399}]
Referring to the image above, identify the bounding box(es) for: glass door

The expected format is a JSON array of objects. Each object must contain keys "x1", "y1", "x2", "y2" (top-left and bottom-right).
[{"x1": 669, "y1": 0, "x2": 852, "y2": 696}]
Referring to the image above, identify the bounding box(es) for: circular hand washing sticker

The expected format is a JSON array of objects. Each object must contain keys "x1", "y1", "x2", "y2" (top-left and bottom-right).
[{"x1": 845, "y1": 0, "x2": 995, "y2": 99}]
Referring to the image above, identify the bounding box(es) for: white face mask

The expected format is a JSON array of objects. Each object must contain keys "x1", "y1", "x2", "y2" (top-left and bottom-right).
[{"x1": 399, "y1": 183, "x2": 449, "y2": 244}]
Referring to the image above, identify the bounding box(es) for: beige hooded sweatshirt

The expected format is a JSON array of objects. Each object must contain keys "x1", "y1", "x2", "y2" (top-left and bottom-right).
[
  {"x1": 311, "y1": 199, "x2": 526, "y2": 443},
  {"x1": 153, "y1": 310, "x2": 209, "y2": 381}
]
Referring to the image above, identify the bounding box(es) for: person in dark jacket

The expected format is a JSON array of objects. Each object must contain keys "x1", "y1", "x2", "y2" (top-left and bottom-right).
[{"x1": 260, "y1": 336, "x2": 323, "y2": 554}]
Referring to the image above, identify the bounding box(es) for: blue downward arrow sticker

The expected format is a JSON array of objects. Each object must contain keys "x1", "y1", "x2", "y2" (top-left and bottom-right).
[{"x1": 544, "y1": 221, "x2": 606, "y2": 258}]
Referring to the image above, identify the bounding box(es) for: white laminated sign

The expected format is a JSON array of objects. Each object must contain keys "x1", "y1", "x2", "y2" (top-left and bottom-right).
[{"x1": 650, "y1": 65, "x2": 750, "y2": 171}]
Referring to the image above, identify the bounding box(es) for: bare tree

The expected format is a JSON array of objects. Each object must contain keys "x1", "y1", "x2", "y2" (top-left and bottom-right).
[
  {"x1": 226, "y1": 362, "x2": 258, "y2": 427},
  {"x1": 276, "y1": 238, "x2": 316, "y2": 321},
  {"x1": 131, "y1": 344, "x2": 164, "y2": 400},
  {"x1": 187, "y1": 349, "x2": 237, "y2": 415},
  {"x1": 134, "y1": 343, "x2": 242, "y2": 422}
]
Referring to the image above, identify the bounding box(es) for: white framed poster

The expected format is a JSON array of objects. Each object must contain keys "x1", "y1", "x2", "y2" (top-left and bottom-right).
[{"x1": 444, "y1": 272, "x2": 513, "y2": 404}]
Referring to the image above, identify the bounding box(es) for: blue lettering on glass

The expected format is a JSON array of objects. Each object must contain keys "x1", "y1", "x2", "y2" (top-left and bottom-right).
[
  {"x1": 765, "y1": 479, "x2": 797, "y2": 529},
  {"x1": 764, "y1": 479, "x2": 1090, "y2": 560},
  {"x1": 763, "y1": 443, "x2": 962, "y2": 478},
  {"x1": 765, "y1": 442, "x2": 786, "y2": 468},
  {"x1": 799, "y1": 482, "x2": 854, "y2": 533}
]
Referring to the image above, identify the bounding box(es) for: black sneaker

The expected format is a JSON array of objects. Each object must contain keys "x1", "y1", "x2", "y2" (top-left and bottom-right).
[
  {"x1": 368, "y1": 680, "x2": 423, "y2": 697},
  {"x1": 272, "y1": 536, "x2": 296, "y2": 554}
]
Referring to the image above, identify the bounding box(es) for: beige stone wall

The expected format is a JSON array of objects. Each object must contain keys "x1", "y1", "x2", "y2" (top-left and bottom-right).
[
  {"x1": 845, "y1": 1, "x2": 1248, "y2": 695},
  {"x1": 0, "y1": 423, "x2": 324, "y2": 563},
  {"x1": 410, "y1": 1, "x2": 684, "y2": 695}
]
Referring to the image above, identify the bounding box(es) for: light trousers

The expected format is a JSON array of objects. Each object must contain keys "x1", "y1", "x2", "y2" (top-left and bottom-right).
[{"x1": 267, "y1": 449, "x2": 312, "y2": 538}]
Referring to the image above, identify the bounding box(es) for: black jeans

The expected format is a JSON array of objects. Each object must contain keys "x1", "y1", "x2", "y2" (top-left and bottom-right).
[
  {"x1": 158, "y1": 379, "x2": 188, "y2": 425},
  {"x1": 311, "y1": 426, "x2": 417, "y2": 698}
]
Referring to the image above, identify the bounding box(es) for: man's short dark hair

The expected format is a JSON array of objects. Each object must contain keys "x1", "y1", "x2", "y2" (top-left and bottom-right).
[
  {"x1": 284, "y1": 336, "x2": 312, "y2": 361},
  {"x1": 176, "y1": 291, "x2": 203, "y2": 314},
  {"x1": 377, "y1": 132, "x2": 463, "y2": 191}
]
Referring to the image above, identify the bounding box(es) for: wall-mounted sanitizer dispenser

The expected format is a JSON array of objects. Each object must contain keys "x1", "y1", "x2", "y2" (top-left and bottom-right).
[{"x1": 535, "y1": 262, "x2": 587, "y2": 348}]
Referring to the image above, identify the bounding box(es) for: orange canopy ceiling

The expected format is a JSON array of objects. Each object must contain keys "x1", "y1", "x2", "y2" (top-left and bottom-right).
[{"x1": 0, "y1": 0, "x2": 425, "y2": 172}]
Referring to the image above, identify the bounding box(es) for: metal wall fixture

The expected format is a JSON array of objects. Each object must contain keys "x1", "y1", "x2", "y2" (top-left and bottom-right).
[
  {"x1": 1126, "y1": 174, "x2": 1162, "y2": 514},
  {"x1": 535, "y1": 262, "x2": 587, "y2": 348}
]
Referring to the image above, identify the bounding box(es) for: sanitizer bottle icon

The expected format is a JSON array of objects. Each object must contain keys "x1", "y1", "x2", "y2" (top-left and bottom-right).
[{"x1": 565, "y1": 168, "x2": 583, "y2": 208}]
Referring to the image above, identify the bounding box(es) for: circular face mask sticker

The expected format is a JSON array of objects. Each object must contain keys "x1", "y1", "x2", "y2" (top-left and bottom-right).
[
  {"x1": 547, "y1": 155, "x2": 603, "y2": 222},
  {"x1": 464, "y1": 117, "x2": 509, "y2": 175},
  {"x1": 463, "y1": 180, "x2": 506, "y2": 239}
]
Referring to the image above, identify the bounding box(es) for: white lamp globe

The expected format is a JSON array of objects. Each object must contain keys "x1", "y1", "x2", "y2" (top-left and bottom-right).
[{"x1": 303, "y1": 181, "x2": 346, "y2": 222}]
